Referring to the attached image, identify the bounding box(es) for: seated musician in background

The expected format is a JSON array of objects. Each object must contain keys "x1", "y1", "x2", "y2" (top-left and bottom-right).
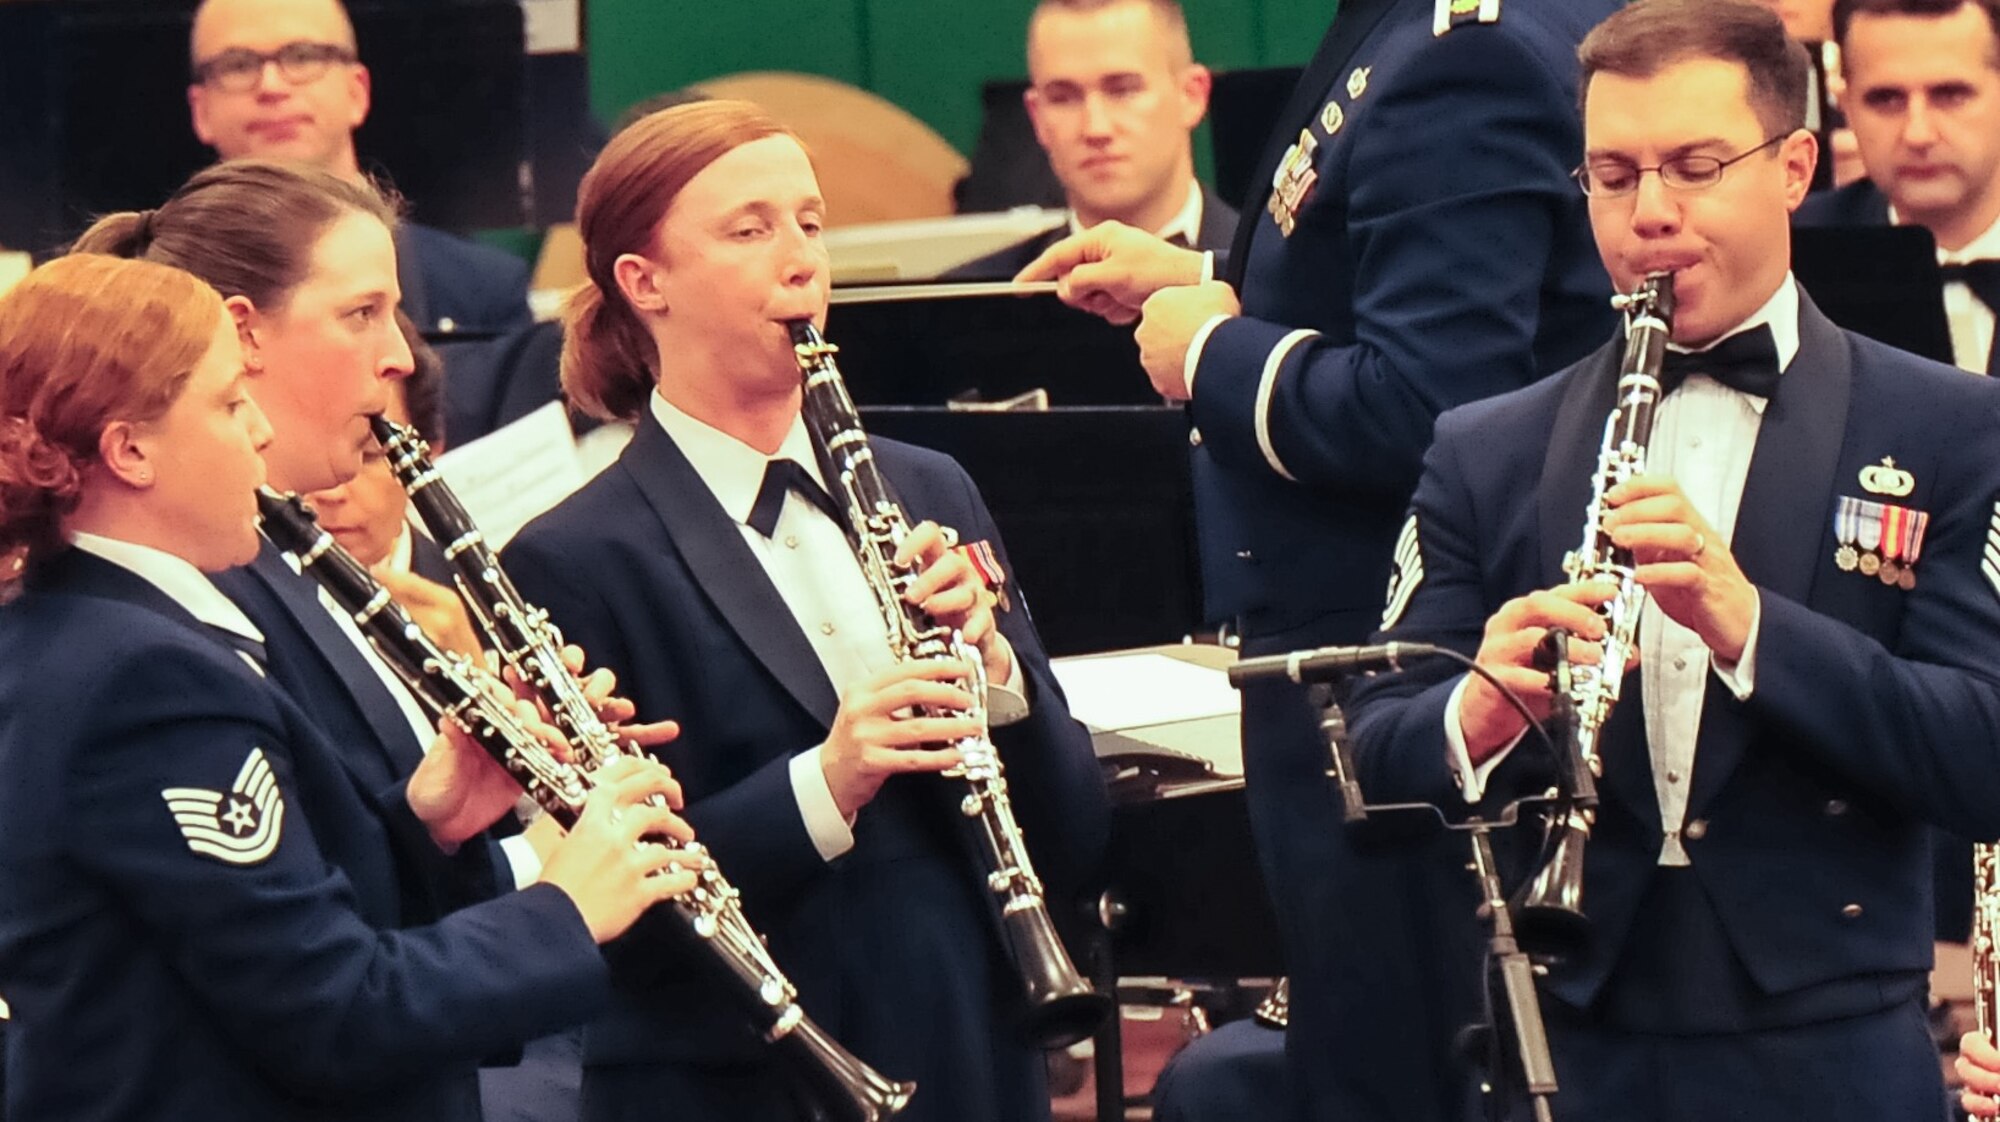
[
  {"x1": 0, "y1": 253, "x2": 696, "y2": 1122},
  {"x1": 305, "y1": 311, "x2": 481, "y2": 659},
  {"x1": 948, "y1": 0, "x2": 1234, "y2": 280},
  {"x1": 1344, "y1": 3, "x2": 2000, "y2": 1117},
  {"x1": 500, "y1": 99, "x2": 1108, "y2": 1122},
  {"x1": 185, "y1": 0, "x2": 532, "y2": 347},
  {"x1": 1797, "y1": 0, "x2": 2000, "y2": 373}
]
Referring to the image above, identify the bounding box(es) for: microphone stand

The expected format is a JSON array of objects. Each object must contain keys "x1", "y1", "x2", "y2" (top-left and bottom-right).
[{"x1": 1287, "y1": 658, "x2": 1563, "y2": 1122}]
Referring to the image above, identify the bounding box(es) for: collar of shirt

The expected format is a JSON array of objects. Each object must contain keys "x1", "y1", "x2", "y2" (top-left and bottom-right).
[
  {"x1": 386, "y1": 522, "x2": 415, "y2": 575},
  {"x1": 647, "y1": 391, "x2": 827, "y2": 527},
  {"x1": 1659, "y1": 271, "x2": 1802, "y2": 415},
  {"x1": 70, "y1": 531, "x2": 265, "y2": 644},
  {"x1": 1064, "y1": 179, "x2": 1205, "y2": 245}
]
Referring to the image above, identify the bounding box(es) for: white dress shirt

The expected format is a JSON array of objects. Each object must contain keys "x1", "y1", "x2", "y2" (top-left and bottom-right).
[
  {"x1": 648, "y1": 393, "x2": 1029, "y2": 862},
  {"x1": 1067, "y1": 178, "x2": 1206, "y2": 247},
  {"x1": 1892, "y1": 202, "x2": 2000, "y2": 375},
  {"x1": 71, "y1": 533, "x2": 265, "y2": 677},
  {"x1": 1448, "y1": 275, "x2": 1801, "y2": 865}
]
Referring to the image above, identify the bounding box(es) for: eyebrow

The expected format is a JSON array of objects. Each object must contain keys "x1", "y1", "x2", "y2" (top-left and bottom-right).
[{"x1": 1585, "y1": 137, "x2": 1738, "y2": 162}]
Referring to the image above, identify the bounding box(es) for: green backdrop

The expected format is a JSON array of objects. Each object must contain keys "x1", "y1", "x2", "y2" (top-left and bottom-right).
[{"x1": 584, "y1": 1, "x2": 1338, "y2": 158}]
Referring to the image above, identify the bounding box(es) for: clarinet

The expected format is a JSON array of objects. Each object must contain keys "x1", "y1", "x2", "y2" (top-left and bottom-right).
[
  {"x1": 1515, "y1": 274, "x2": 1676, "y2": 948},
  {"x1": 788, "y1": 320, "x2": 1111, "y2": 1050},
  {"x1": 256, "y1": 485, "x2": 915, "y2": 1122},
  {"x1": 1978, "y1": 844, "x2": 2000, "y2": 1054}
]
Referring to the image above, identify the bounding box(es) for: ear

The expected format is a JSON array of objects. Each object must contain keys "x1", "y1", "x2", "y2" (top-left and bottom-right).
[
  {"x1": 188, "y1": 83, "x2": 216, "y2": 147},
  {"x1": 1023, "y1": 85, "x2": 1056, "y2": 150},
  {"x1": 346, "y1": 62, "x2": 372, "y2": 131},
  {"x1": 613, "y1": 252, "x2": 670, "y2": 314},
  {"x1": 96, "y1": 419, "x2": 154, "y2": 490},
  {"x1": 225, "y1": 295, "x2": 264, "y2": 370},
  {"x1": 1179, "y1": 64, "x2": 1213, "y2": 129},
  {"x1": 1780, "y1": 127, "x2": 1819, "y2": 213}
]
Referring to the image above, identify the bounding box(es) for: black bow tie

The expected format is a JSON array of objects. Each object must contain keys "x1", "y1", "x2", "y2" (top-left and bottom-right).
[
  {"x1": 748, "y1": 459, "x2": 842, "y2": 538},
  {"x1": 1658, "y1": 324, "x2": 1782, "y2": 399},
  {"x1": 1940, "y1": 260, "x2": 2000, "y2": 315}
]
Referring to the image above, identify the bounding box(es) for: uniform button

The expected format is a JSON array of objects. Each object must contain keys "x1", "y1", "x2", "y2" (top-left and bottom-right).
[
  {"x1": 1825, "y1": 799, "x2": 1849, "y2": 817},
  {"x1": 1672, "y1": 655, "x2": 1688, "y2": 671},
  {"x1": 784, "y1": 535, "x2": 799, "y2": 549},
  {"x1": 1235, "y1": 550, "x2": 1255, "y2": 561},
  {"x1": 1841, "y1": 903, "x2": 1863, "y2": 919},
  {"x1": 1683, "y1": 818, "x2": 1708, "y2": 840},
  {"x1": 1189, "y1": 427, "x2": 1203, "y2": 448},
  {"x1": 1667, "y1": 770, "x2": 1682, "y2": 784},
  {"x1": 820, "y1": 622, "x2": 836, "y2": 636},
  {"x1": 437, "y1": 316, "x2": 457, "y2": 334}
]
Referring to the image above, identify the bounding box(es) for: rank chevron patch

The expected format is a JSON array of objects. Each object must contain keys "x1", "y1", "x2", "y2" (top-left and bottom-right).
[
  {"x1": 161, "y1": 747, "x2": 285, "y2": 866},
  {"x1": 1381, "y1": 513, "x2": 1424, "y2": 631},
  {"x1": 1983, "y1": 502, "x2": 2000, "y2": 603}
]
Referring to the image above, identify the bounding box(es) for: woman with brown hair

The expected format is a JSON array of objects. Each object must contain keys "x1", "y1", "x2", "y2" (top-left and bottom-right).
[
  {"x1": 502, "y1": 99, "x2": 1108, "y2": 1122},
  {"x1": 0, "y1": 253, "x2": 698, "y2": 1121}
]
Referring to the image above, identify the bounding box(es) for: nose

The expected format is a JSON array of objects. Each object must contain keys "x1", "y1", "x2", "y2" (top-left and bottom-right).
[
  {"x1": 1627, "y1": 171, "x2": 1683, "y2": 239},
  {"x1": 253, "y1": 59, "x2": 290, "y2": 98},
  {"x1": 1081, "y1": 91, "x2": 1114, "y2": 139},
  {"x1": 780, "y1": 221, "x2": 825, "y2": 288},
  {"x1": 1903, "y1": 97, "x2": 1938, "y2": 148},
  {"x1": 380, "y1": 322, "x2": 415, "y2": 381},
  {"x1": 248, "y1": 396, "x2": 276, "y2": 455}
]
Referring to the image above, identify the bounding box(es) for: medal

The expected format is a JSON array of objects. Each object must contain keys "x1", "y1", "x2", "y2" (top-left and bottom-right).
[
  {"x1": 1832, "y1": 496, "x2": 1862, "y2": 571},
  {"x1": 1857, "y1": 499, "x2": 1884, "y2": 575},
  {"x1": 1835, "y1": 544, "x2": 1859, "y2": 571},
  {"x1": 1878, "y1": 505, "x2": 1905, "y2": 584},
  {"x1": 1897, "y1": 507, "x2": 1929, "y2": 591},
  {"x1": 1268, "y1": 129, "x2": 1320, "y2": 238}
]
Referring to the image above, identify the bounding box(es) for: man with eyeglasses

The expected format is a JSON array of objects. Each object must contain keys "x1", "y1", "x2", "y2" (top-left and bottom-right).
[
  {"x1": 186, "y1": 0, "x2": 532, "y2": 349},
  {"x1": 1343, "y1": 1, "x2": 2000, "y2": 1118}
]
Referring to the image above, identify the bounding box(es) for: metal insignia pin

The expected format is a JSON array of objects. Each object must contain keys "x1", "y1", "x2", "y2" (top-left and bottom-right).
[
  {"x1": 1347, "y1": 67, "x2": 1371, "y2": 101},
  {"x1": 1320, "y1": 100, "x2": 1345, "y2": 134},
  {"x1": 1859, "y1": 456, "x2": 1914, "y2": 498}
]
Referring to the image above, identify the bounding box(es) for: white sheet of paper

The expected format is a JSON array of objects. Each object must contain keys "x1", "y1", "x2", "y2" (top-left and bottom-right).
[
  {"x1": 433, "y1": 401, "x2": 584, "y2": 548},
  {"x1": 1051, "y1": 651, "x2": 1242, "y2": 732},
  {"x1": 520, "y1": 0, "x2": 582, "y2": 53}
]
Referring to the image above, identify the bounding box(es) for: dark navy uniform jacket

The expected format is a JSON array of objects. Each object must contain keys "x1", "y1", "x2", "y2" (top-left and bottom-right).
[
  {"x1": 1195, "y1": 0, "x2": 1617, "y2": 642},
  {"x1": 1349, "y1": 294, "x2": 2000, "y2": 1036},
  {"x1": 0, "y1": 549, "x2": 608, "y2": 1122},
  {"x1": 503, "y1": 419, "x2": 1107, "y2": 1122}
]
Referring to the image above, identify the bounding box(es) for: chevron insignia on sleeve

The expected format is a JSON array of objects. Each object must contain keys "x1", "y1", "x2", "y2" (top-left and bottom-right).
[
  {"x1": 1983, "y1": 501, "x2": 2000, "y2": 602},
  {"x1": 1381, "y1": 513, "x2": 1424, "y2": 630},
  {"x1": 161, "y1": 747, "x2": 285, "y2": 866}
]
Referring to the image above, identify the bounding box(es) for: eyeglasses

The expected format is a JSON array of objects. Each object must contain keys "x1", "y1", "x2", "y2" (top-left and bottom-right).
[
  {"x1": 193, "y1": 41, "x2": 356, "y2": 93},
  {"x1": 1572, "y1": 134, "x2": 1788, "y2": 198}
]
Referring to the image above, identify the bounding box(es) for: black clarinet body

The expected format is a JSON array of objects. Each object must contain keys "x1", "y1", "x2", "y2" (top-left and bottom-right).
[
  {"x1": 258, "y1": 482, "x2": 915, "y2": 1121},
  {"x1": 788, "y1": 320, "x2": 1111, "y2": 1051}
]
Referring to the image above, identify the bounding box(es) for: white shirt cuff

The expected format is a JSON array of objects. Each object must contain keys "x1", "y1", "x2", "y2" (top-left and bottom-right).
[
  {"x1": 498, "y1": 833, "x2": 543, "y2": 890},
  {"x1": 790, "y1": 746, "x2": 856, "y2": 861},
  {"x1": 1711, "y1": 591, "x2": 1761, "y2": 701},
  {"x1": 988, "y1": 654, "x2": 1030, "y2": 726},
  {"x1": 1199, "y1": 249, "x2": 1216, "y2": 284},
  {"x1": 1444, "y1": 675, "x2": 1525, "y2": 803},
  {"x1": 1184, "y1": 313, "x2": 1231, "y2": 400}
]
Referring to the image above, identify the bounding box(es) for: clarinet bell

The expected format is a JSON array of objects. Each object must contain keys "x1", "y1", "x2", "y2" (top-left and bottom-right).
[
  {"x1": 1512, "y1": 808, "x2": 1592, "y2": 958},
  {"x1": 1006, "y1": 903, "x2": 1114, "y2": 1050}
]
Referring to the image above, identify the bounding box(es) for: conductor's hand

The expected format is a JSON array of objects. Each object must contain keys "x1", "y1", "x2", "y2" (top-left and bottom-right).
[
  {"x1": 1015, "y1": 221, "x2": 1208, "y2": 325},
  {"x1": 1138, "y1": 282, "x2": 1240, "y2": 400},
  {"x1": 536, "y1": 756, "x2": 700, "y2": 944},
  {"x1": 1961, "y1": 1031, "x2": 2000, "y2": 1117},
  {"x1": 1458, "y1": 582, "x2": 1628, "y2": 762},
  {"x1": 1602, "y1": 474, "x2": 1757, "y2": 663},
  {"x1": 409, "y1": 700, "x2": 560, "y2": 850},
  {"x1": 896, "y1": 520, "x2": 1013, "y2": 685},
  {"x1": 822, "y1": 660, "x2": 978, "y2": 819}
]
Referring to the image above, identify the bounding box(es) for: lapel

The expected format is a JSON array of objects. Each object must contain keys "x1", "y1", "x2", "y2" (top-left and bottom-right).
[
  {"x1": 618, "y1": 418, "x2": 842, "y2": 729},
  {"x1": 1225, "y1": 0, "x2": 1401, "y2": 285},
  {"x1": 1685, "y1": 293, "x2": 1854, "y2": 812},
  {"x1": 33, "y1": 548, "x2": 217, "y2": 646},
  {"x1": 240, "y1": 537, "x2": 428, "y2": 776}
]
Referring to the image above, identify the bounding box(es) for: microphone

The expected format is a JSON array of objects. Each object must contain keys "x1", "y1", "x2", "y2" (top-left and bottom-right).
[{"x1": 1227, "y1": 641, "x2": 1438, "y2": 688}]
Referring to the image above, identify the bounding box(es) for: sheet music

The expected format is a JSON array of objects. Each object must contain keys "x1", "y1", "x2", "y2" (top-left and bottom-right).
[
  {"x1": 1052, "y1": 652, "x2": 1242, "y2": 732},
  {"x1": 433, "y1": 401, "x2": 586, "y2": 548}
]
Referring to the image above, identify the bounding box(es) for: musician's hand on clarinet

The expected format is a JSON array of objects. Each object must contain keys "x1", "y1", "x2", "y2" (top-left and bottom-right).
[
  {"x1": 822, "y1": 661, "x2": 980, "y2": 819},
  {"x1": 555, "y1": 642, "x2": 679, "y2": 749},
  {"x1": 373, "y1": 567, "x2": 484, "y2": 660},
  {"x1": 1602, "y1": 475, "x2": 1757, "y2": 663},
  {"x1": 1014, "y1": 221, "x2": 1208, "y2": 326},
  {"x1": 537, "y1": 755, "x2": 700, "y2": 943},
  {"x1": 408, "y1": 700, "x2": 566, "y2": 850},
  {"x1": 1460, "y1": 582, "x2": 1629, "y2": 763},
  {"x1": 1960, "y1": 1031, "x2": 2000, "y2": 1117},
  {"x1": 897, "y1": 521, "x2": 1015, "y2": 686}
]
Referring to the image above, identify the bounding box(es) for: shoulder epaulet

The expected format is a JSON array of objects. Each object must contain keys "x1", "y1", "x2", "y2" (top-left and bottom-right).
[{"x1": 1434, "y1": 0, "x2": 1501, "y2": 37}]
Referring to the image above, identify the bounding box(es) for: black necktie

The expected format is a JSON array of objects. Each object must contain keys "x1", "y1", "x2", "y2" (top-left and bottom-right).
[
  {"x1": 748, "y1": 459, "x2": 842, "y2": 538},
  {"x1": 208, "y1": 624, "x2": 269, "y2": 669},
  {"x1": 1658, "y1": 324, "x2": 1781, "y2": 399},
  {"x1": 1940, "y1": 260, "x2": 2000, "y2": 316}
]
